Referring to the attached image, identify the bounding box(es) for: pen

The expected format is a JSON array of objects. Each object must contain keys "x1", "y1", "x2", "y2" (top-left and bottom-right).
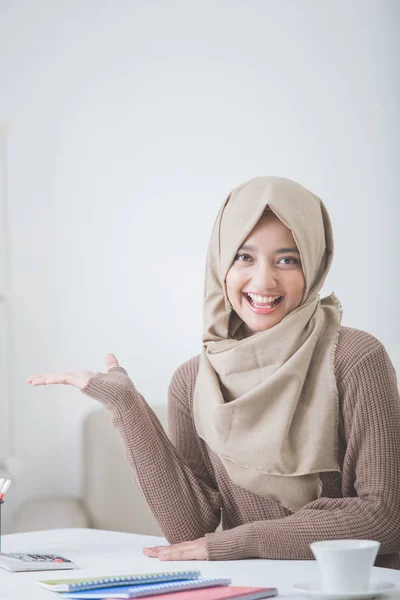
[{"x1": 0, "y1": 479, "x2": 11, "y2": 501}]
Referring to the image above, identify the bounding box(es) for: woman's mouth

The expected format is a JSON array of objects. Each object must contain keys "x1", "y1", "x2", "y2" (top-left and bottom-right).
[{"x1": 243, "y1": 292, "x2": 284, "y2": 315}]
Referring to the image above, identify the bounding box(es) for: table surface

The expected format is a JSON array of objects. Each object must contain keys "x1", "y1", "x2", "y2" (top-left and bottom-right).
[{"x1": 0, "y1": 528, "x2": 399, "y2": 599}]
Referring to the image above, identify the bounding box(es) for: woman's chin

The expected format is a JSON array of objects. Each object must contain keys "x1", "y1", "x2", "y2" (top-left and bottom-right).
[{"x1": 242, "y1": 318, "x2": 281, "y2": 336}]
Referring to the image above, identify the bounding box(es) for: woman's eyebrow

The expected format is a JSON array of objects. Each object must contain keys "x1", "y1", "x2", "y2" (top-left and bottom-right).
[
  {"x1": 238, "y1": 244, "x2": 300, "y2": 254},
  {"x1": 275, "y1": 247, "x2": 300, "y2": 254},
  {"x1": 238, "y1": 244, "x2": 257, "y2": 252}
]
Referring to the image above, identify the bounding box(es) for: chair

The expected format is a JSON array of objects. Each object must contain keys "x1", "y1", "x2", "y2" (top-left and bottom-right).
[{"x1": 10, "y1": 407, "x2": 167, "y2": 535}]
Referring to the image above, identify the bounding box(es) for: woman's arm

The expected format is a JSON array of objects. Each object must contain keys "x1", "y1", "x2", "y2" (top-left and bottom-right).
[
  {"x1": 82, "y1": 361, "x2": 222, "y2": 542},
  {"x1": 204, "y1": 343, "x2": 400, "y2": 560}
]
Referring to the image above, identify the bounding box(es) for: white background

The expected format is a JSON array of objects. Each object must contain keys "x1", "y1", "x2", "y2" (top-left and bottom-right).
[{"x1": 0, "y1": 0, "x2": 399, "y2": 532}]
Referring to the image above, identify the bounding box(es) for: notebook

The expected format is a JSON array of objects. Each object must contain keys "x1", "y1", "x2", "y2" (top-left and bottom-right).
[
  {"x1": 60, "y1": 577, "x2": 232, "y2": 599},
  {"x1": 38, "y1": 571, "x2": 201, "y2": 592},
  {"x1": 111, "y1": 586, "x2": 278, "y2": 600}
]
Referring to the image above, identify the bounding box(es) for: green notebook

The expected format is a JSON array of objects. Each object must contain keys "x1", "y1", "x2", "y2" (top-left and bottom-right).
[{"x1": 37, "y1": 570, "x2": 201, "y2": 592}]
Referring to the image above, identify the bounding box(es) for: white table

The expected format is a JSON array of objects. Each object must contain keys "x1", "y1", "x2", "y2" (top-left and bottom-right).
[{"x1": 0, "y1": 529, "x2": 399, "y2": 599}]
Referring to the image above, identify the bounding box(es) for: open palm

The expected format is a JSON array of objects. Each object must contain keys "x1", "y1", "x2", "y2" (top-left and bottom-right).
[{"x1": 27, "y1": 353, "x2": 121, "y2": 390}]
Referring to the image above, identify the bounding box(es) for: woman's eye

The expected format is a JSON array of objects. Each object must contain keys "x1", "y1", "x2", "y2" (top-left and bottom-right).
[
  {"x1": 235, "y1": 253, "x2": 252, "y2": 262},
  {"x1": 278, "y1": 257, "x2": 299, "y2": 265}
]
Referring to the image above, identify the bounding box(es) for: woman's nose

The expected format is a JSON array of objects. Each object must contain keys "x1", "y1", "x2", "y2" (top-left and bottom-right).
[{"x1": 252, "y1": 265, "x2": 278, "y2": 290}]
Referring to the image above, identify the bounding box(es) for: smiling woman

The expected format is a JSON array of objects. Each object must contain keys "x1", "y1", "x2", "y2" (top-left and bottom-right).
[
  {"x1": 225, "y1": 210, "x2": 305, "y2": 337},
  {"x1": 27, "y1": 176, "x2": 400, "y2": 568}
]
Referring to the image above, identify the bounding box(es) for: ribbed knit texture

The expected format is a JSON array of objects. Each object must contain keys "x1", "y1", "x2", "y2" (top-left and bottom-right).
[{"x1": 81, "y1": 326, "x2": 400, "y2": 568}]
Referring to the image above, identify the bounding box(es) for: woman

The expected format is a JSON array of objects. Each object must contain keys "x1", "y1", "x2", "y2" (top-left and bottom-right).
[{"x1": 28, "y1": 176, "x2": 400, "y2": 567}]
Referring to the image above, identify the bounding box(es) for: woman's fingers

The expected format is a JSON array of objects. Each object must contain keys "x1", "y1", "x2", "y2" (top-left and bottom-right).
[
  {"x1": 27, "y1": 370, "x2": 94, "y2": 390},
  {"x1": 27, "y1": 353, "x2": 122, "y2": 392},
  {"x1": 28, "y1": 373, "x2": 75, "y2": 386},
  {"x1": 143, "y1": 538, "x2": 208, "y2": 561},
  {"x1": 105, "y1": 353, "x2": 120, "y2": 371},
  {"x1": 143, "y1": 545, "x2": 169, "y2": 555}
]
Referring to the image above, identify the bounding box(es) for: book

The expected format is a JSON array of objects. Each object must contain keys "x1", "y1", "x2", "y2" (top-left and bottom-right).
[
  {"x1": 37, "y1": 570, "x2": 202, "y2": 592},
  {"x1": 60, "y1": 577, "x2": 232, "y2": 599},
  {"x1": 107, "y1": 586, "x2": 278, "y2": 600}
]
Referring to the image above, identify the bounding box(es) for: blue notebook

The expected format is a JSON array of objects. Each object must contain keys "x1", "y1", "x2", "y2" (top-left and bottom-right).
[
  {"x1": 61, "y1": 577, "x2": 232, "y2": 599},
  {"x1": 38, "y1": 570, "x2": 201, "y2": 592}
]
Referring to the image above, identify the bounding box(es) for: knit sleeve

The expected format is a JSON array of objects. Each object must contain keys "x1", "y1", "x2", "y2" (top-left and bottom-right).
[
  {"x1": 81, "y1": 364, "x2": 221, "y2": 543},
  {"x1": 205, "y1": 343, "x2": 400, "y2": 561}
]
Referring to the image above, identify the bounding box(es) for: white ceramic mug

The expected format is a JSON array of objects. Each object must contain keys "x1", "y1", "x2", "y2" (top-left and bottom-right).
[{"x1": 310, "y1": 540, "x2": 380, "y2": 593}]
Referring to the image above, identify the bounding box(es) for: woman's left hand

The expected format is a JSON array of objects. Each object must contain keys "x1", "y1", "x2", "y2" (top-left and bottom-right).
[{"x1": 143, "y1": 537, "x2": 208, "y2": 561}]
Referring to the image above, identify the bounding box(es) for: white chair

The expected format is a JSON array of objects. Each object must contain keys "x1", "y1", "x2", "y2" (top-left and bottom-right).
[{"x1": 10, "y1": 407, "x2": 167, "y2": 535}]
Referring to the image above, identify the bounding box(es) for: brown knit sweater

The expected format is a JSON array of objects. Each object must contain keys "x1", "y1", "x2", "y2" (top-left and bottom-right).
[{"x1": 82, "y1": 326, "x2": 400, "y2": 568}]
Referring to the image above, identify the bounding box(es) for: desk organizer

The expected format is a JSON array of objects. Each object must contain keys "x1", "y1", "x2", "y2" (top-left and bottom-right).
[{"x1": 0, "y1": 500, "x2": 3, "y2": 552}]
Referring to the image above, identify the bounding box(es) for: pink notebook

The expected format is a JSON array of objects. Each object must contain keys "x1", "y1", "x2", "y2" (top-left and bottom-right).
[{"x1": 108, "y1": 586, "x2": 277, "y2": 600}]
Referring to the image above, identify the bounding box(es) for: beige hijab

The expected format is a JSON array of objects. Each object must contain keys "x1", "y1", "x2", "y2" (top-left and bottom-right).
[{"x1": 193, "y1": 176, "x2": 343, "y2": 512}]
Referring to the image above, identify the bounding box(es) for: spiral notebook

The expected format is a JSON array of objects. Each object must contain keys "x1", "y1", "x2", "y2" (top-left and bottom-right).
[
  {"x1": 60, "y1": 577, "x2": 231, "y2": 599},
  {"x1": 37, "y1": 571, "x2": 202, "y2": 592}
]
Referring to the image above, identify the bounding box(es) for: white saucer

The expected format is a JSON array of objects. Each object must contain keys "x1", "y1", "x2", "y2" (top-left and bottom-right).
[{"x1": 292, "y1": 581, "x2": 396, "y2": 599}]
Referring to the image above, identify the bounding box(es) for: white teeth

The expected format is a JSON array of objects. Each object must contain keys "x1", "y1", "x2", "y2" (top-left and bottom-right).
[{"x1": 247, "y1": 293, "x2": 281, "y2": 304}]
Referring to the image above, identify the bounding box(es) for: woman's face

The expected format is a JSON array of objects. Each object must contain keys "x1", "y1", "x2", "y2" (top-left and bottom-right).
[{"x1": 226, "y1": 210, "x2": 306, "y2": 336}]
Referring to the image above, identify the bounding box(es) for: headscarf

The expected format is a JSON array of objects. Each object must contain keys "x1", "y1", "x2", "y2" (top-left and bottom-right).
[{"x1": 193, "y1": 176, "x2": 343, "y2": 512}]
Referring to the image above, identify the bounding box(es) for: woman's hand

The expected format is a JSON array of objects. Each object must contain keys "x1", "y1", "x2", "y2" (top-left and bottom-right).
[
  {"x1": 27, "y1": 353, "x2": 121, "y2": 390},
  {"x1": 143, "y1": 537, "x2": 208, "y2": 561}
]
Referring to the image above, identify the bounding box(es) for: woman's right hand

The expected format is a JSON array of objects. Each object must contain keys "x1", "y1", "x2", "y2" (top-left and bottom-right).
[
  {"x1": 27, "y1": 353, "x2": 122, "y2": 390},
  {"x1": 27, "y1": 353, "x2": 137, "y2": 414}
]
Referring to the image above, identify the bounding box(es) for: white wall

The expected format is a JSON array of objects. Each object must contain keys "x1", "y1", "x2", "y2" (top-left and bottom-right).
[{"x1": 0, "y1": 0, "x2": 399, "y2": 532}]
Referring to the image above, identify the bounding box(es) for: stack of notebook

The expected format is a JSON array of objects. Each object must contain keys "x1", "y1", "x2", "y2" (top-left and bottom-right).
[{"x1": 37, "y1": 569, "x2": 278, "y2": 599}]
